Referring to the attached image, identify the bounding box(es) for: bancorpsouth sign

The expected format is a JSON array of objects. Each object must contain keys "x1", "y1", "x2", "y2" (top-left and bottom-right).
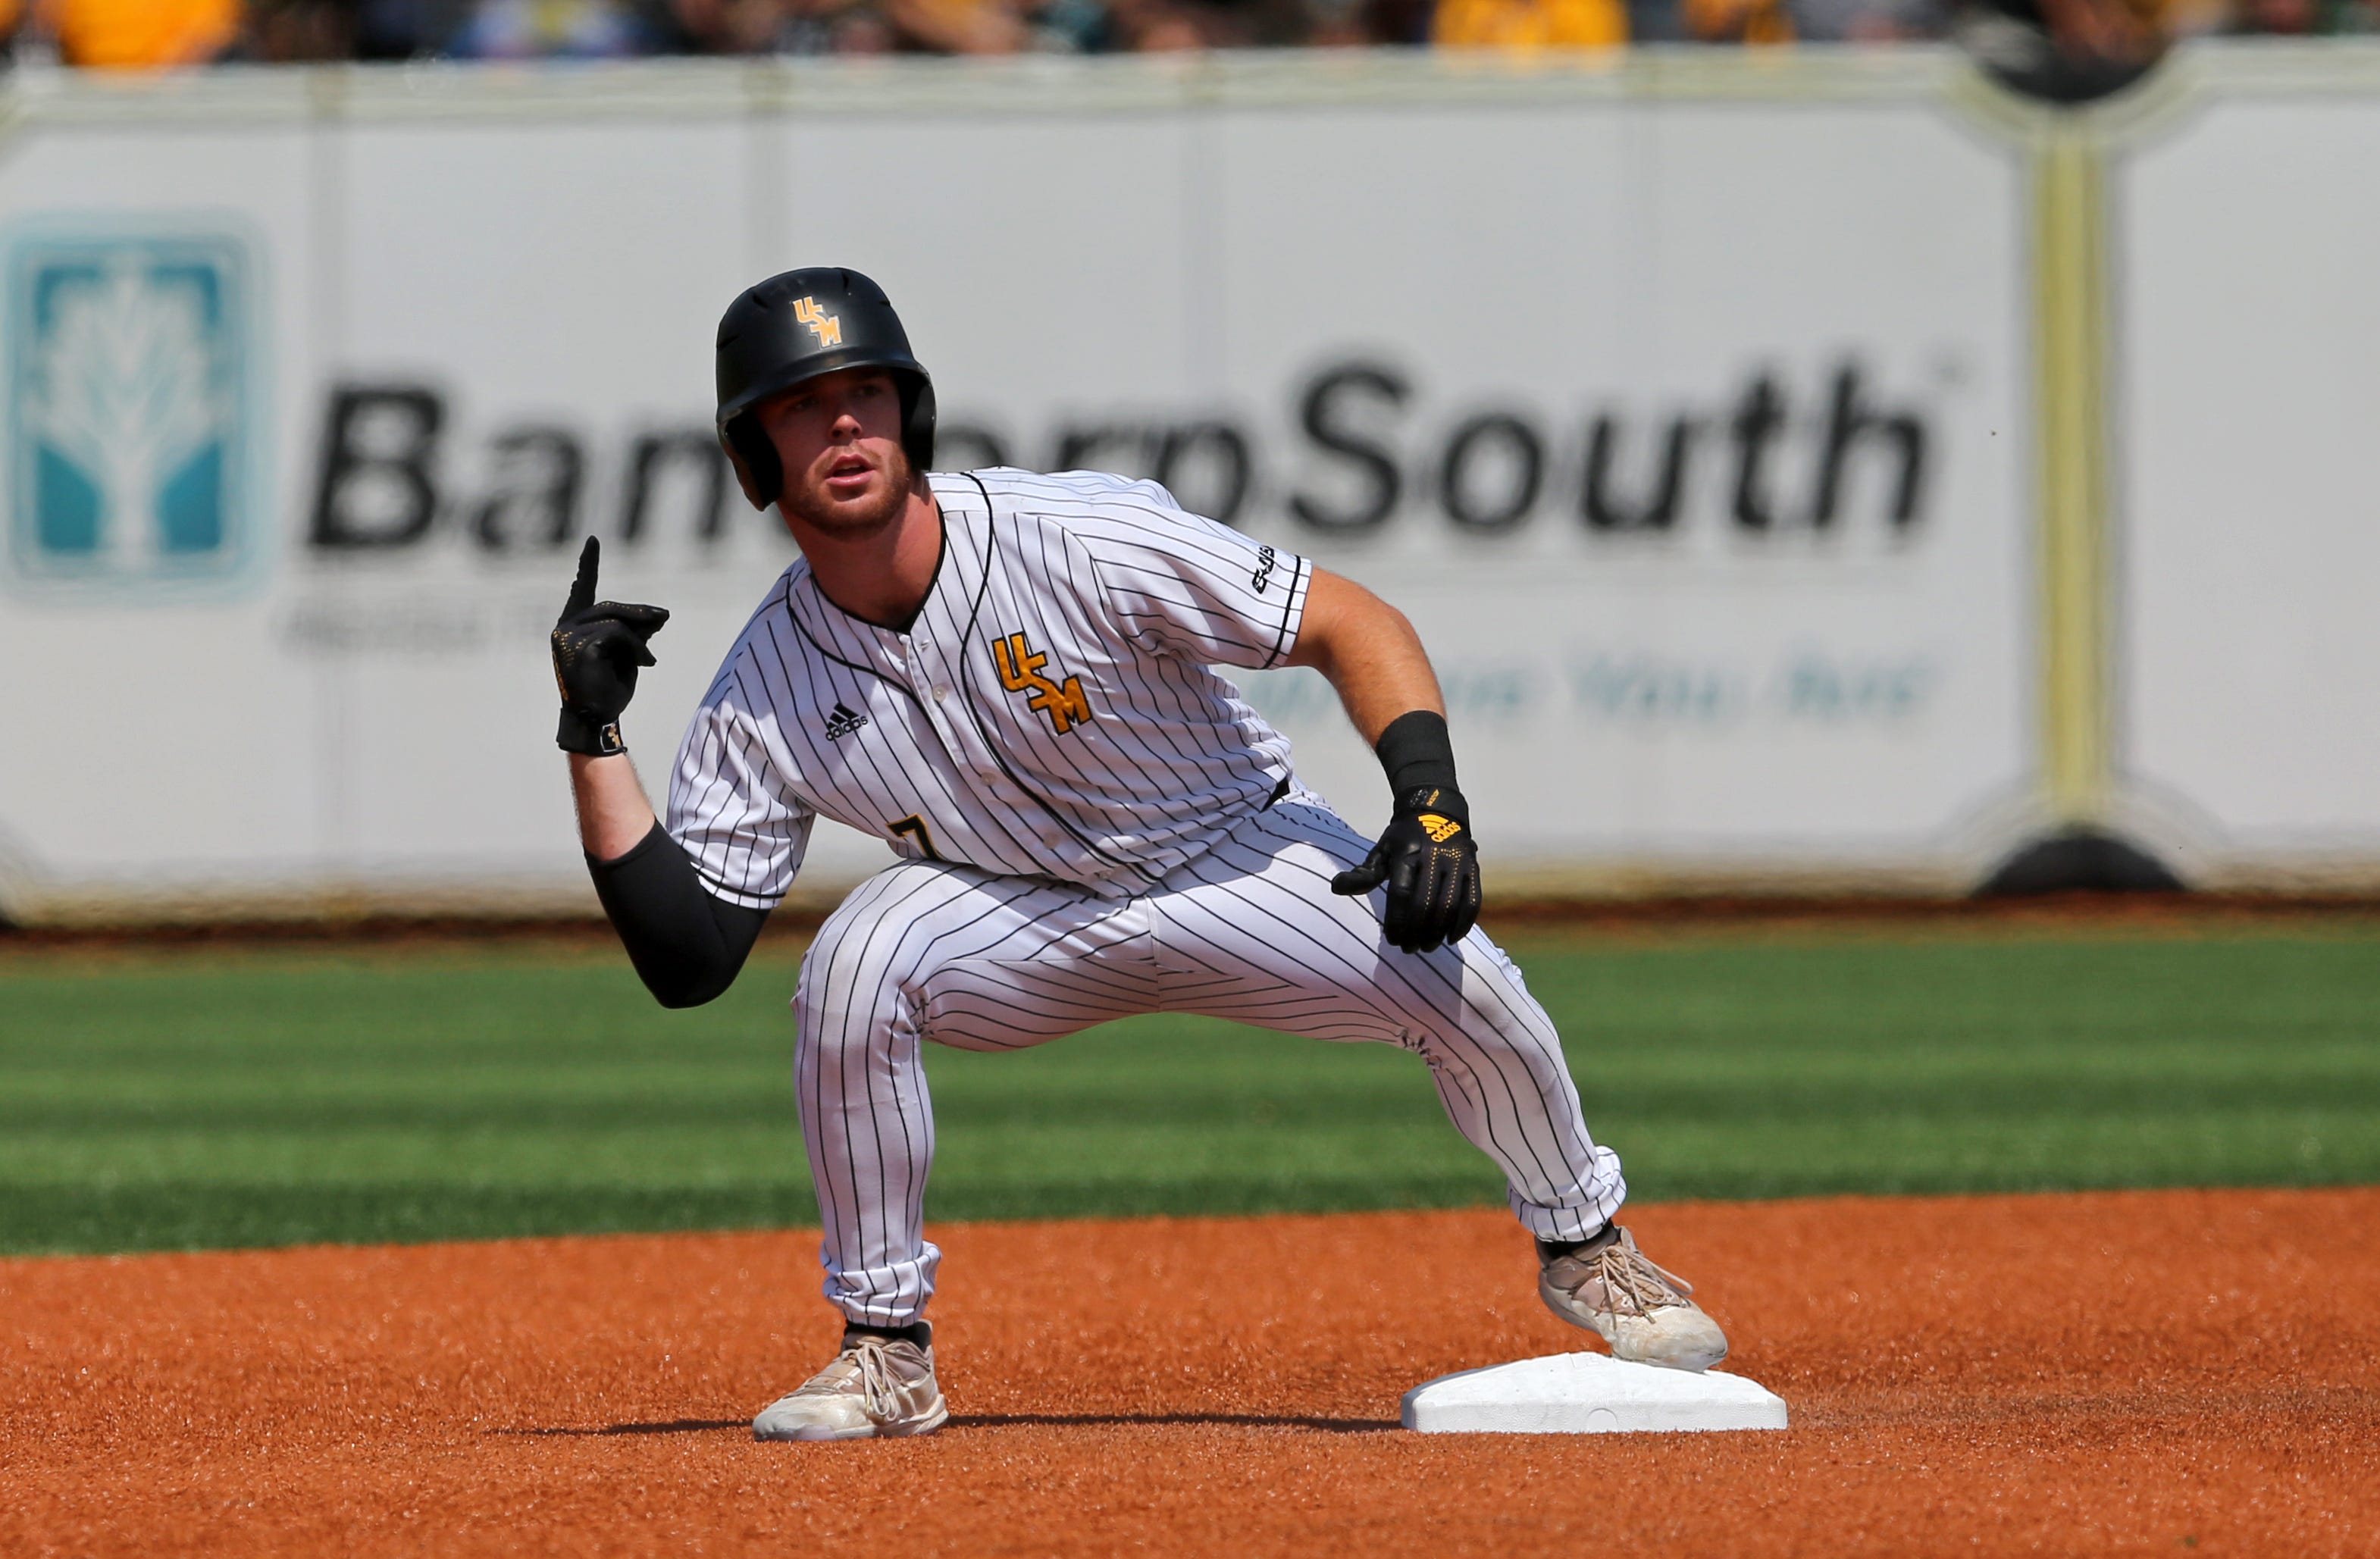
[
  {"x1": 303, "y1": 355, "x2": 1943, "y2": 559},
  {"x1": 2, "y1": 221, "x2": 265, "y2": 594}
]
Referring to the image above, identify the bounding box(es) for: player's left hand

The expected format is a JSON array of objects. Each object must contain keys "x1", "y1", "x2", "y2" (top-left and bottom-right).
[{"x1": 1330, "y1": 784, "x2": 1482, "y2": 955}]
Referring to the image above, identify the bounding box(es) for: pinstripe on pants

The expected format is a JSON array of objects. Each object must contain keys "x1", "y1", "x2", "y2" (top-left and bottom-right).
[{"x1": 794, "y1": 786, "x2": 1626, "y2": 1326}]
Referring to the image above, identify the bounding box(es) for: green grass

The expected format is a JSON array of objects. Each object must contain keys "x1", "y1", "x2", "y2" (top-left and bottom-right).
[{"x1": 3, "y1": 924, "x2": 2378, "y2": 1255}]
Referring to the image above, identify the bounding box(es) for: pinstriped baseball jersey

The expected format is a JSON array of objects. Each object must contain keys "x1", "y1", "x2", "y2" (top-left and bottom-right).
[{"x1": 665, "y1": 468, "x2": 1312, "y2": 906}]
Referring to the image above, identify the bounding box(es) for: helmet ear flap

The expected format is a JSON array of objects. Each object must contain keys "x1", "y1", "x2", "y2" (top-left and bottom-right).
[
  {"x1": 722, "y1": 417, "x2": 781, "y2": 509},
  {"x1": 902, "y1": 375, "x2": 937, "y2": 473}
]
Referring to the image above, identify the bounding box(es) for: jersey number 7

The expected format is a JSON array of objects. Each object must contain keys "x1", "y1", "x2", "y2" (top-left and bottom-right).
[{"x1": 890, "y1": 814, "x2": 944, "y2": 862}]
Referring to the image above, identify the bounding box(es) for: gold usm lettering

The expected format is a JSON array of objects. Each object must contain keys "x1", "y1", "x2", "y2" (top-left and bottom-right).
[
  {"x1": 993, "y1": 632, "x2": 1093, "y2": 735},
  {"x1": 794, "y1": 296, "x2": 843, "y2": 347}
]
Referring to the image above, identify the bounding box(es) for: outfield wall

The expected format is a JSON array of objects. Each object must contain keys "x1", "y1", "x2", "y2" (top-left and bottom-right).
[
  {"x1": 2106, "y1": 48, "x2": 2380, "y2": 889},
  {"x1": 0, "y1": 47, "x2": 2369, "y2": 921}
]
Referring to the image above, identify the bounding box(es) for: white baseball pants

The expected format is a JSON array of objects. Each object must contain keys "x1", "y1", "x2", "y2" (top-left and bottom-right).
[{"x1": 791, "y1": 787, "x2": 1627, "y2": 1327}]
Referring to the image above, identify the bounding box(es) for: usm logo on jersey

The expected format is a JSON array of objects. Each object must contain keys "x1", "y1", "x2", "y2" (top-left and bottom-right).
[
  {"x1": 793, "y1": 296, "x2": 843, "y2": 348},
  {"x1": 5, "y1": 222, "x2": 261, "y2": 593},
  {"x1": 993, "y1": 631, "x2": 1093, "y2": 736}
]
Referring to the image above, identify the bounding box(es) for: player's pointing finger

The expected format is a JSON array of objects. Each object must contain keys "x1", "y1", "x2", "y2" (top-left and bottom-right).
[{"x1": 565, "y1": 535, "x2": 600, "y2": 615}]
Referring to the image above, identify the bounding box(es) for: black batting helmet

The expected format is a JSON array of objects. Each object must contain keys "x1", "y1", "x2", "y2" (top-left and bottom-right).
[{"x1": 714, "y1": 267, "x2": 936, "y2": 510}]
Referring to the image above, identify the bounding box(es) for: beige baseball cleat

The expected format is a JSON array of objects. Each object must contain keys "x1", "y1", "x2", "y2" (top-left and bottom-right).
[
  {"x1": 1537, "y1": 1225, "x2": 1730, "y2": 1373},
  {"x1": 751, "y1": 1331, "x2": 950, "y2": 1442}
]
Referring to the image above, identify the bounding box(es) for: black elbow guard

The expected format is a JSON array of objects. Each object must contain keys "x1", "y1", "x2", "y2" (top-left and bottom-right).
[{"x1": 587, "y1": 822, "x2": 769, "y2": 1007}]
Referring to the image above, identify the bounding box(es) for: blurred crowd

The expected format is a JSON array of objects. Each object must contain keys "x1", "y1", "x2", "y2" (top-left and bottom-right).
[{"x1": 0, "y1": 0, "x2": 2370, "y2": 72}]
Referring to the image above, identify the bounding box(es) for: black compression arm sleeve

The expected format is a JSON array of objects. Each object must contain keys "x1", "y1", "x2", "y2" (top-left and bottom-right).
[{"x1": 586, "y1": 822, "x2": 770, "y2": 1009}]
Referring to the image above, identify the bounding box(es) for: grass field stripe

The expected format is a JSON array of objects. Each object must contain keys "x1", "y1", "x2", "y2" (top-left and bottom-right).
[{"x1": 6, "y1": 928, "x2": 2379, "y2": 1256}]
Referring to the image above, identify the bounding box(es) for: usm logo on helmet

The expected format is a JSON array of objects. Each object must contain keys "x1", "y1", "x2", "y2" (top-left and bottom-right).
[
  {"x1": 793, "y1": 296, "x2": 843, "y2": 348},
  {"x1": 993, "y1": 632, "x2": 1092, "y2": 736}
]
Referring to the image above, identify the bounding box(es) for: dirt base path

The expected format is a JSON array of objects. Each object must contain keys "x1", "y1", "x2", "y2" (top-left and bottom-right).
[{"x1": 5, "y1": 1188, "x2": 2377, "y2": 1557}]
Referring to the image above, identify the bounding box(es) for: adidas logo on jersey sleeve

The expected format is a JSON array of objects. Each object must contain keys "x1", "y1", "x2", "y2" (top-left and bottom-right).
[{"x1": 824, "y1": 702, "x2": 870, "y2": 740}]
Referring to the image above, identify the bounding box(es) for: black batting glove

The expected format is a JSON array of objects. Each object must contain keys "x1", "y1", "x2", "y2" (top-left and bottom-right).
[
  {"x1": 1331, "y1": 783, "x2": 1482, "y2": 955},
  {"x1": 551, "y1": 536, "x2": 669, "y2": 756}
]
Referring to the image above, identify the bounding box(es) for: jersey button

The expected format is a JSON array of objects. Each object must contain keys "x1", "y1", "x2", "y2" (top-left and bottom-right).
[{"x1": 932, "y1": 684, "x2": 950, "y2": 703}]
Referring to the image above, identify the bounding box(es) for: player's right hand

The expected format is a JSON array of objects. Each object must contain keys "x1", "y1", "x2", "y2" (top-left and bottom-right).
[{"x1": 551, "y1": 536, "x2": 670, "y2": 757}]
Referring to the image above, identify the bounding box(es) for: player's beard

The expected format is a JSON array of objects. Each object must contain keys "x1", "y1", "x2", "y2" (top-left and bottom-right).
[{"x1": 779, "y1": 444, "x2": 917, "y2": 539}]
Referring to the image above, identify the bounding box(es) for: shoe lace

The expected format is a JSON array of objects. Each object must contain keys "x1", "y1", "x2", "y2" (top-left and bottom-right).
[
  {"x1": 1572, "y1": 1235, "x2": 1696, "y2": 1318},
  {"x1": 845, "y1": 1336, "x2": 906, "y2": 1420}
]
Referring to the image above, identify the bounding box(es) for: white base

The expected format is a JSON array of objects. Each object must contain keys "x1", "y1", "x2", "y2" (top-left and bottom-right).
[{"x1": 1400, "y1": 1351, "x2": 1789, "y2": 1435}]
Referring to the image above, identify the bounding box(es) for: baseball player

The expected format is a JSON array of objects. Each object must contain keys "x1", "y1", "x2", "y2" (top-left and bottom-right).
[{"x1": 552, "y1": 268, "x2": 1727, "y2": 1442}]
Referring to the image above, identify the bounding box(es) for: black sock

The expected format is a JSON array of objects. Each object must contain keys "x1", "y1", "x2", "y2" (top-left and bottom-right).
[
  {"x1": 1536, "y1": 1223, "x2": 1614, "y2": 1263},
  {"x1": 843, "y1": 1320, "x2": 932, "y2": 1350}
]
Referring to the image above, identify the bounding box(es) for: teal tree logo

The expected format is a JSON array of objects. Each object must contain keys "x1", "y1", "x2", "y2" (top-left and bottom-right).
[{"x1": 7, "y1": 227, "x2": 257, "y2": 587}]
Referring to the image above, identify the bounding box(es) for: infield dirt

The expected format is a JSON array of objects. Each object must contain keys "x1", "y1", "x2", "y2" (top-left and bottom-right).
[{"x1": 5, "y1": 1187, "x2": 2375, "y2": 1556}]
